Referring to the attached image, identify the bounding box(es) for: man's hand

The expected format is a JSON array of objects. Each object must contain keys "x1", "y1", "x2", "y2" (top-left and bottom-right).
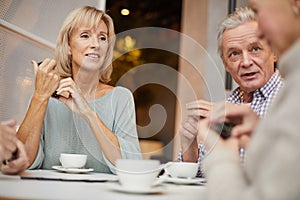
[
  {"x1": 1, "y1": 140, "x2": 29, "y2": 175},
  {"x1": 0, "y1": 120, "x2": 18, "y2": 161},
  {"x1": 186, "y1": 99, "x2": 214, "y2": 119}
]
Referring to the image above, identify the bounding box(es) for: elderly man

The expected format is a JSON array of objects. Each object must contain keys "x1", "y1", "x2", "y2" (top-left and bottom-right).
[
  {"x1": 195, "y1": 0, "x2": 300, "y2": 199},
  {"x1": 178, "y1": 7, "x2": 283, "y2": 177}
]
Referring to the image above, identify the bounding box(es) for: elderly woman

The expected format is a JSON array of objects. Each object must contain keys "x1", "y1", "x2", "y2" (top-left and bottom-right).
[
  {"x1": 197, "y1": 0, "x2": 300, "y2": 199},
  {"x1": 17, "y1": 6, "x2": 142, "y2": 173}
]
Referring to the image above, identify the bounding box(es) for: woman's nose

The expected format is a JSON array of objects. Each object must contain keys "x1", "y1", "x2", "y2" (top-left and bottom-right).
[{"x1": 90, "y1": 36, "x2": 100, "y2": 48}]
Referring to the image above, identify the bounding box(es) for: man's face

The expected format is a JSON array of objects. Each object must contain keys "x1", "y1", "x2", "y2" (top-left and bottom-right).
[{"x1": 221, "y1": 21, "x2": 276, "y2": 93}]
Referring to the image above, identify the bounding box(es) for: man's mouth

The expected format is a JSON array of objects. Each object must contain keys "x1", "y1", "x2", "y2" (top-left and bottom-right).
[{"x1": 242, "y1": 72, "x2": 257, "y2": 77}]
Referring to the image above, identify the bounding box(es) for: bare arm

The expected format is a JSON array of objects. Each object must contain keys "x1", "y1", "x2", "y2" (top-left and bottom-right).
[
  {"x1": 83, "y1": 111, "x2": 121, "y2": 164},
  {"x1": 17, "y1": 59, "x2": 60, "y2": 165}
]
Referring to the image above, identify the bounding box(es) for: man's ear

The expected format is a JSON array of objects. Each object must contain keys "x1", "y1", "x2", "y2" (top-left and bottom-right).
[
  {"x1": 221, "y1": 59, "x2": 229, "y2": 72},
  {"x1": 273, "y1": 54, "x2": 278, "y2": 62}
]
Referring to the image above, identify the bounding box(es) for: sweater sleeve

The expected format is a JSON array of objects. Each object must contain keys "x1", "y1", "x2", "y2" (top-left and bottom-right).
[{"x1": 111, "y1": 87, "x2": 142, "y2": 160}]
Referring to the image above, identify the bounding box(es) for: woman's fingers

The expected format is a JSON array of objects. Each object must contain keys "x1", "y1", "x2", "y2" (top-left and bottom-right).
[
  {"x1": 37, "y1": 58, "x2": 56, "y2": 72},
  {"x1": 32, "y1": 60, "x2": 38, "y2": 77}
]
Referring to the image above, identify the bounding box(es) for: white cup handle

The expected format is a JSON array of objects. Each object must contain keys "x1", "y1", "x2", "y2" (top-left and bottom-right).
[{"x1": 160, "y1": 162, "x2": 173, "y2": 177}]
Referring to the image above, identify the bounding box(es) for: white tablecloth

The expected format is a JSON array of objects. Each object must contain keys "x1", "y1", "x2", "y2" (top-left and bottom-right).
[{"x1": 0, "y1": 170, "x2": 207, "y2": 200}]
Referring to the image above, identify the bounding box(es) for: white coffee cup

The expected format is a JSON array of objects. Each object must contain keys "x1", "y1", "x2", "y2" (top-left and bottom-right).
[
  {"x1": 116, "y1": 159, "x2": 161, "y2": 190},
  {"x1": 164, "y1": 162, "x2": 198, "y2": 178},
  {"x1": 59, "y1": 153, "x2": 87, "y2": 169}
]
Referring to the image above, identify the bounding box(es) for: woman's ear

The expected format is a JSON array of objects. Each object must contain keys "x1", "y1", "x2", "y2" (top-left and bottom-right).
[{"x1": 68, "y1": 46, "x2": 71, "y2": 55}]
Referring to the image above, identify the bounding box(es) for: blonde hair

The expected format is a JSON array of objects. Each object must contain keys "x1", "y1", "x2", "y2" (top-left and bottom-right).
[
  {"x1": 55, "y1": 6, "x2": 115, "y2": 83},
  {"x1": 217, "y1": 7, "x2": 256, "y2": 58}
]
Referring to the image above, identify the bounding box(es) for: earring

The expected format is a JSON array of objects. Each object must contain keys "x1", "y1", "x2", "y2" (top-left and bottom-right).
[{"x1": 292, "y1": 5, "x2": 299, "y2": 15}]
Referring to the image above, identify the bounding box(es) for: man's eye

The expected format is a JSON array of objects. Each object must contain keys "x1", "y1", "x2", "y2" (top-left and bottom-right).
[
  {"x1": 252, "y1": 46, "x2": 261, "y2": 52},
  {"x1": 229, "y1": 51, "x2": 238, "y2": 57}
]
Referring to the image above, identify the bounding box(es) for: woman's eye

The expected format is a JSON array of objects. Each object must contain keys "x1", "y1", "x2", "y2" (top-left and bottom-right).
[
  {"x1": 99, "y1": 36, "x2": 107, "y2": 41},
  {"x1": 80, "y1": 34, "x2": 89, "y2": 39}
]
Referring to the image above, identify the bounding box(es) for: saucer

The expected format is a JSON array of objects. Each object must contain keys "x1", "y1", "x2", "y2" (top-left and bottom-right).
[
  {"x1": 159, "y1": 176, "x2": 206, "y2": 185},
  {"x1": 52, "y1": 166, "x2": 94, "y2": 174},
  {"x1": 107, "y1": 183, "x2": 164, "y2": 194}
]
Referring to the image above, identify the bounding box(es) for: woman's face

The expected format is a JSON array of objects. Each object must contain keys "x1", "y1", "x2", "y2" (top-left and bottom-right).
[
  {"x1": 68, "y1": 20, "x2": 109, "y2": 73},
  {"x1": 249, "y1": 0, "x2": 300, "y2": 57}
]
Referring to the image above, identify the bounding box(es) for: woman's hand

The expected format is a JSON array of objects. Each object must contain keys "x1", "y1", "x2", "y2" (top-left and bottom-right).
[
  {"x1": 56, "y1": 77, "x2": 92, "y2": 116},
  {"x1": 32, "y1": 59, "x2": 60, "y2": 101}
]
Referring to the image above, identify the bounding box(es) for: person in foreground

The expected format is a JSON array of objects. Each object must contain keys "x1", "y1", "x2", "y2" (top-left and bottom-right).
[
  {"x1": 198, "y1": 0, "x2": 300, "y2": 199},
  {"x1": 178, "y1": 7, "x2": 283, "y2": 177},
  {"x1": 0, "y1": 120, "x2": 28, "y2": 175},
  {"x1": 17, "y1": 6, "x2": 142, "y2": 173}
]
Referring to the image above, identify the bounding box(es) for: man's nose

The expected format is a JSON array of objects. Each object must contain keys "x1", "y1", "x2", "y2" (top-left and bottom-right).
[{"x1": 241, "y1": 52, "x2": 252, "y2": 67}]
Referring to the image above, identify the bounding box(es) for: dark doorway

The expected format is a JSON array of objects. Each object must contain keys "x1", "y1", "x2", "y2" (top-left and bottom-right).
[{"x1": 106, "y1": 0, "x2": 182, "y2": 161}]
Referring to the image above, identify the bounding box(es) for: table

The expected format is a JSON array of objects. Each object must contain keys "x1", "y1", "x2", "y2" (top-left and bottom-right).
[{"x1": 0, "y1": 170, "x2": 207, "y2": 200}]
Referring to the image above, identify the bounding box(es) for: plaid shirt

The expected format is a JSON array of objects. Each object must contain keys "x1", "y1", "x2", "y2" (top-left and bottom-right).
[
  {"x1": 178, "y1": 69, "x2": 284, "y2": 177},
  {"x1": 227, "y1": 69, "x2": 283, "y2": 116}
]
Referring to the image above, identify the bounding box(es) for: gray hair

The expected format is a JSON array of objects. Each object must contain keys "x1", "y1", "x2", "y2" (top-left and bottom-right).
[{"x1": 217, "y1": 7, "x2": 256, "y2": 58}]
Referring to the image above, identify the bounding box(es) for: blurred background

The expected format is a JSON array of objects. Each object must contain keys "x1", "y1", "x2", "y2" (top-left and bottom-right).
[{"x1": 0, "y1": 0, "x2": 248, "y2": 162}]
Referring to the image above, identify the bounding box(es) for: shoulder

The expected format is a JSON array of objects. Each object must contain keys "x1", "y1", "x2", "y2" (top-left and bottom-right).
[
  {"x1": 111, "y1": 86, "x2": 133, "y2": 98},
  {"x1": 110, "y1": 87, "x2": 135, "y2": 110}
]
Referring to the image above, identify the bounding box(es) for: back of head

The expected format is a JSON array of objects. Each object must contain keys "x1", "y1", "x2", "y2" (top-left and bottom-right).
[
  {"x1": 55, "y1": 6, "x2": 115, "y2": 83},
  {"x1": 217, "y1": 7, "x2": 255, "y2": 58}
]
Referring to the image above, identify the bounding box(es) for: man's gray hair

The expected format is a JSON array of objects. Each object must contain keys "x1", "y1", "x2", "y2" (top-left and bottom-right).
[{"x1": 217, "y1": 7, "x2": 256, "y2": 58}]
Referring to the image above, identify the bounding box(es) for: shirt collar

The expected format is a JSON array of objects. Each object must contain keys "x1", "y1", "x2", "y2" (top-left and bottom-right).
[
  {"x1": 257, "y1": 69, "x2": 282, "y2": 98},
  {"x1": 228, "y1": 69, "x2": 282, "y2": 101}
]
